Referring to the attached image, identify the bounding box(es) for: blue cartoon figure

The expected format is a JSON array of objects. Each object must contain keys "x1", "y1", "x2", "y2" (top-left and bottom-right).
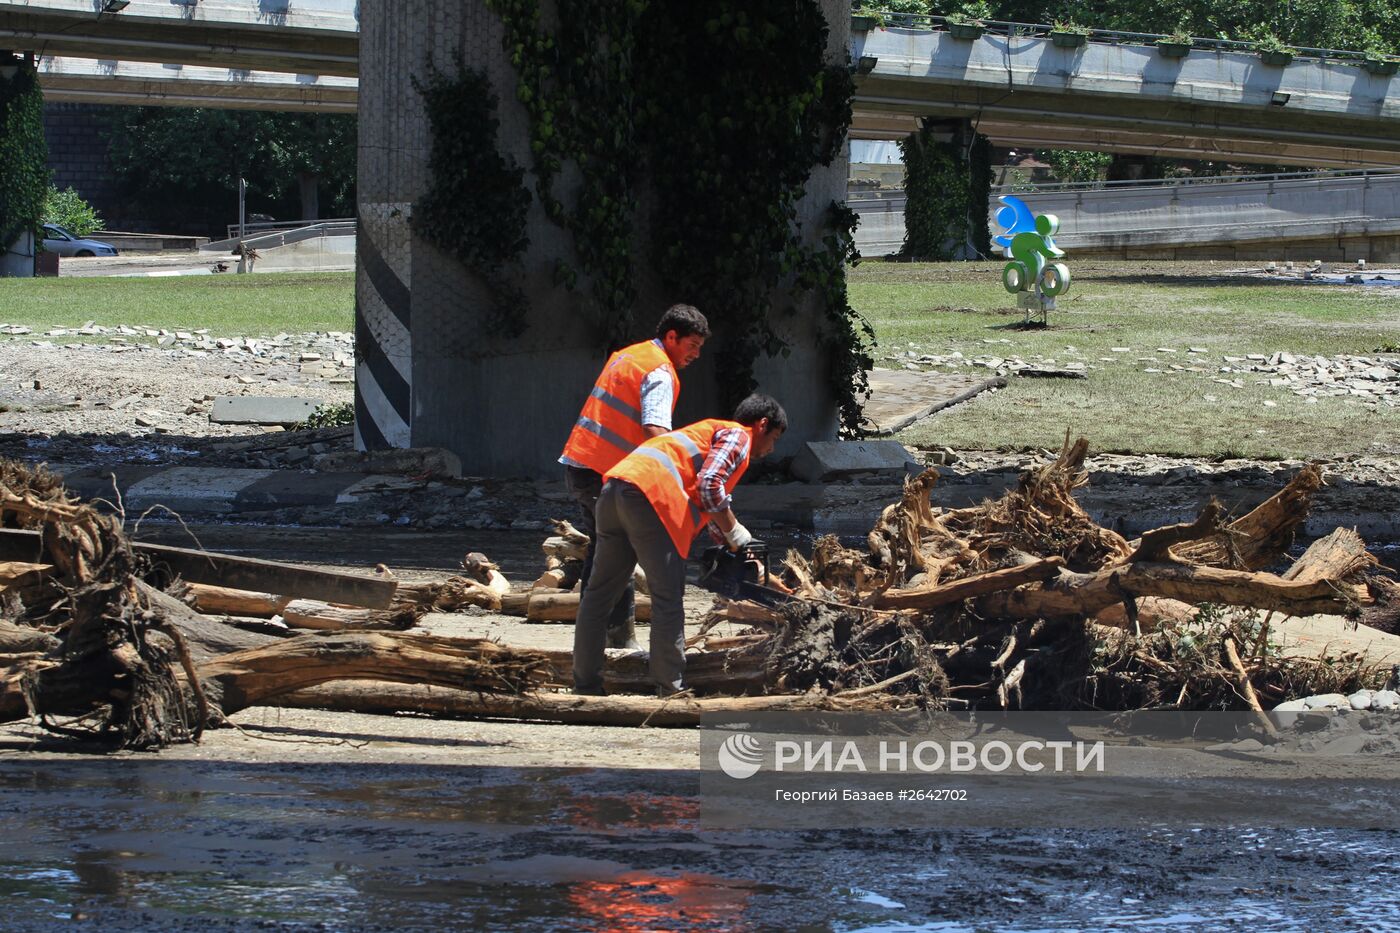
[{"x1": 995, "y1": 195, "x2": 1072, "y2": 299}]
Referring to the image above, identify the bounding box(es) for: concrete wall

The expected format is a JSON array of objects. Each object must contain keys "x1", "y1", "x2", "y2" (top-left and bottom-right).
[
  {"x1": 1, "y1": 230, "x2": 35, "y2": 277},
  {"x1": 853, "y1": 173, "x2": 1400, "y2": 262},
  {"x1": 357, "y1": 0, "x2": 849, "y2": 477}
]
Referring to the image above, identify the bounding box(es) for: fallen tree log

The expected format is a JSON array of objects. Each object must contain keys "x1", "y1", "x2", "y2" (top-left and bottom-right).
[
  {"x1": 0, "y1": 619, "x2": 59, "y2": 654},
  {"x1": 1170, "y1": 465, "x2": 1323, "y2": 569},
  {"x1": 184, "y1": 582, "x2": 290, "y2": 617},
  {"x1": 524, "y1": 590, "x2": 652, "y2": 623},
  {"x1": 279, "y1": 599, "x2": 421, "y2": 632},
  {"x1": 187, "y1": 632, "x2": 553, "y2": 719},
  {"x1": 136, "y1": 581, "x2": 275, "y2": 659},
  {"x1": 980, "y1": 560, "x2": 1370, "y2": 620},
  {"x1": 274, "y1": 681, "x2": 898, "y2": 727},
  {"x1": 869, "y1": 557, "x2": 1065, "y2": 611}
]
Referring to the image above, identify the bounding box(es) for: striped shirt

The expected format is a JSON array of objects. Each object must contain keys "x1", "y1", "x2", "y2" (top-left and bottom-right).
[{"x1": 698, "y1": 426, "x2": 751, "y2": 544}]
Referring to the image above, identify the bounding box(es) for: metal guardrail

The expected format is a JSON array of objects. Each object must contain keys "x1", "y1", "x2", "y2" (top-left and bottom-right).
[
  {"x1": 993, "y1": 168, "x2": 1400, "y2": 195},
  {"x1": 853, "y1": 11, "x2": 1395, "y2": 65},
  {"x1": 224, "y1": 217, "x2": 357, "y2": 241},
  {"x1": 849, "y1": 169, "x2": 1400, "y2": 202}
]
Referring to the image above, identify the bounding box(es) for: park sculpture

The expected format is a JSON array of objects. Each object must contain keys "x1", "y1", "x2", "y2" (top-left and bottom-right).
[{"x1": 994, "y1": 195, "x2": 1072, "y2": 323}]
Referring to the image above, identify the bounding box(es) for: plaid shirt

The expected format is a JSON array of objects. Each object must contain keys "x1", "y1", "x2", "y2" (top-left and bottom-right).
[{"x1": 697, "y1": 427, "x2": 750, "y2": 542}]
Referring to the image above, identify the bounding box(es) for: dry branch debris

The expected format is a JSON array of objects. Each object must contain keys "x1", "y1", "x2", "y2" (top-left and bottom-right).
[{"x1": 2, "y1": 440, "x2": 1396, "y2": 751}]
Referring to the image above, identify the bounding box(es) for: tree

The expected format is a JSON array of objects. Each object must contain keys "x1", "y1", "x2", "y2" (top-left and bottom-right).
[
  {"x1": 105, "y1": 108, "x2": 356, "y2": 236},
  {"x1": 43, "y1": 186, "x2": 102, "y2": 236},
  {"x1": 1037, "y1": 149, "x2": 1112, "y2": 184}
]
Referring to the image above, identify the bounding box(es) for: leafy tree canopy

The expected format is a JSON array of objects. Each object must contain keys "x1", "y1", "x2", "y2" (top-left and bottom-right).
[
  {"x1": 106, "y1": 108, "x2": 356, "y2": 234},
  {"x1": 44, "y1": 186, "x2": 102, "y2": 236},
  {"x1": 857, "y1": 1, "x2": 1400, "y2": 55}
]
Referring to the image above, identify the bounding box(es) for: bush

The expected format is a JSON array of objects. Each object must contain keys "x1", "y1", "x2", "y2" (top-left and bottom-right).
[
  {"x1": 297, "y1": 401, "x2": 354, "y2": 430},
  {"x1": 43, "y1": 186, "x2": 102, "y2": 236}
]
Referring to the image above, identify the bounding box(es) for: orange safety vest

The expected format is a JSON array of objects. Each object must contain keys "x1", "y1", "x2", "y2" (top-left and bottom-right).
[
  {"x1": 560, "y1": 340, "x2": 679, "y2": 475},
  {"x1": 606, "y1": 418, "x2": 753, "y2": 555}
]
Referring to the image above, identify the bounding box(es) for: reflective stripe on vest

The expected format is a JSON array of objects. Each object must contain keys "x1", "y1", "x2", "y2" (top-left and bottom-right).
[
  {"x1": 606, "y1": 418, "x2": 752, "y2": 555},
  {"x1": 560, "y1": 340, "x2": 678, "y2": 475}
]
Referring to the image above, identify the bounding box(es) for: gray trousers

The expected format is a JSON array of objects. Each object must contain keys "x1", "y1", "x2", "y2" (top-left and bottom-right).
[
  {"x1": 564, "y1": 465, "x2": 634, "y2": 639},
  {"x1": 573, "y1": 480, "x2": 689, "y2": 693}
]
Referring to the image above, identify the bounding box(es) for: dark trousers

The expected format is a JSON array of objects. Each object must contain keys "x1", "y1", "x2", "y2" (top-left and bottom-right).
[
  {"x1": 564, "y1": 465, "x2": 634, "y2": 640},
  {"x1": 573, "y1": 480, "x2": 689, "y2": 693}
]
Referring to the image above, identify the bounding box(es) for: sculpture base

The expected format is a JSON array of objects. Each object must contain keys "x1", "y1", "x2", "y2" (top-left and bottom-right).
[{"x1": 1017, "y1": 290, "x2": 1055, "y2": 325}]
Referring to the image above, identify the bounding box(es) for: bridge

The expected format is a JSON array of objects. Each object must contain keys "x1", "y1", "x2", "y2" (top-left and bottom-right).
[
  {"x1": 851, "y1": 22, "x2": 1400, "y2": 169},
  {"x1": 852, "y1": 170, "x2": 1400, "y2": 262},
  {"x1": 0, "y1": 0, "x2": 357, "y2": 73},
  {"x1": 7, "y1": 3, "x2": 1400, "y2": 171},
  {"x1": 2, "y1": 0, "x2": 357, "y2": 108}
]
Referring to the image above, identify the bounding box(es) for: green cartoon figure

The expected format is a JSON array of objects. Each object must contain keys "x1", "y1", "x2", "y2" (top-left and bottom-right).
[{"x1": 1000, "y1": 210, "x2": 1072, "y2": 299}]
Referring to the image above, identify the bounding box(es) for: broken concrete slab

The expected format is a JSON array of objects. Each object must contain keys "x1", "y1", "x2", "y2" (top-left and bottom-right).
[
  {"x1": 122, "y1": 466, "x2": 278, "y2": 515},
  {"x1": 314, "y1": 446, "x2": 463, "y2": 479},
  {"x1": 860, "y1": 368, "x2": 1004, "y2": 435},
  {"x1": 1016, "y1": 367, "x2": 1087, "y2": 379},
  {"x1": 789, "y1": 440, "x2": 921, "y2": 484},
  {"x1": 209, "y1": 396, "x2": 323, "y2": 426}
]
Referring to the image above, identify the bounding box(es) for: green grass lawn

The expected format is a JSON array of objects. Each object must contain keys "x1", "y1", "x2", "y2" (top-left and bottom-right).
[
  {"x1": 3, "y1": 263, "x2": 1398, "y2": 459},
  {"x1": 0, "y1": 271, "x2": 355, "y2": 335},
  {"x1": 849, "y1": 261, "x2": 1400, "y2": 460}
]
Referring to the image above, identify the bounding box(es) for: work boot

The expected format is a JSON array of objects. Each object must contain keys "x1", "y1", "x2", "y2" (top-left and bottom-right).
[{"x1": 606, "y1": 618, "x2": 642, "y2": 651}]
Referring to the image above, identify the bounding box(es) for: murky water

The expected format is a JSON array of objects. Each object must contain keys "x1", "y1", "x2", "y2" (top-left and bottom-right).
[{"x1": 2, "y1": 760, "x2": 1398, "y2": 931}]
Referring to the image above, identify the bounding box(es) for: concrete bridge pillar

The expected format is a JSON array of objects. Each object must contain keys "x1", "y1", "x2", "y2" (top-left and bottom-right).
[{"x1": 356, "y1": 1, "x2": 851, "y2": 477}]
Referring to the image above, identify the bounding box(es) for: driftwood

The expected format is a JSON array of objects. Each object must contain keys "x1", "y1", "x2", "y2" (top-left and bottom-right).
[
  {"x1": 870, "y1": 557, "x2": 1065, "y2": 611},
  {"x1": 189, "y1": 633, "x2": 551, "y2": 718},
  {"x1": 2, "y1": 442, "x2": 1394, "y2": 750},
  {"x1": 276, "y1": 682, "x2": 893, "y2": 727},
  {"x1": 979, "y1": 561, "x2": 1369, "y2": 620},
  {"x1": 523, "y1": 590, "x2": 653, "y2": 623},
  {"x1": 184, "y1": 582, "x2": 290, "y2": 616},
  {"x1": 0, "y1": 619, "x2": 59, "y2": 655}
]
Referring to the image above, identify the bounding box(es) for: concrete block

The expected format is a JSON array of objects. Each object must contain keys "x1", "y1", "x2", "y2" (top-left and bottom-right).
[
  {"x1": 789, "y1": 440, "x2": 921, "y2": 484},
  {"x1": 210, "y1": 396, "x2": 323, "y2": 425}
]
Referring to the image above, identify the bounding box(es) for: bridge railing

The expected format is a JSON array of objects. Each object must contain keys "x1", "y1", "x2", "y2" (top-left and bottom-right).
[
  {"x1": 224, "y1": 217, "x2": 356, "y2": 241},
  {"x1": 851, "y1": 169, "x2": 1400, "y2": 204},
  {"x1": 995, "y1": 168, "x2": 1400, "y2": 195},
  {"x1": 852, "y1": 11, "x2": 1395, "y2": 66}
]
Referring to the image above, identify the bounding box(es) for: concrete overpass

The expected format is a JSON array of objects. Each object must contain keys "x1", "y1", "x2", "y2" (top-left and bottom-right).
[
  {"x1": 852, "y1": 170, "x2": 1400, "y2": 262},
  {"x1": 0, "y1": 0, "x2": 357, "y2": 74},
  {"x1": 7, "y1": 5, "x2": 1399, "y2": 172},
  {"x1": 36, "y1": 54, "x2": 356, "y2": 111},
  {"x1": 851, "y1": 25, "x2": 1400, "y2": 169}
]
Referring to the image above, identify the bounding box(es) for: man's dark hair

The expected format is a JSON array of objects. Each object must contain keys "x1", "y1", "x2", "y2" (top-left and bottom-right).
[
  {"x1": 733, "y1": 393, "x2": 787, "y2": 433},
  {"x1": 656, "y1": 304, "x2": 710, "y2": 341}
]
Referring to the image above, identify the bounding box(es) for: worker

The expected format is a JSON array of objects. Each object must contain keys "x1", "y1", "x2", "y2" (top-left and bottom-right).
[
  {"x1": 573, "y1": 394, "x2": 788, "y2": 696},
  {"x1": 559, "y1": 304, "x2": 710, "y2": 650}
]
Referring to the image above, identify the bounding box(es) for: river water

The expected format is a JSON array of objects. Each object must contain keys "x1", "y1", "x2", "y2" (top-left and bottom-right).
[
  {"x1": 2, "y1": 759, "x2": 1398, "y2": 931},
  {"x1": 3, "y1": 524, "x2": 1397, "y2": 930}
]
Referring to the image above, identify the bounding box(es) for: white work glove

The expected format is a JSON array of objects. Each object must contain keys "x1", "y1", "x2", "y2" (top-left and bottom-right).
[{"x1": 723, "y1": 522, "x2": 753, "y2": 550}]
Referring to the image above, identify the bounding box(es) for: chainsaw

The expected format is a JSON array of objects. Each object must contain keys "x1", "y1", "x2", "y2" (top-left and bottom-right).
[{"x1": 696, "y1": 541, "x2": 787, "y2": 604}]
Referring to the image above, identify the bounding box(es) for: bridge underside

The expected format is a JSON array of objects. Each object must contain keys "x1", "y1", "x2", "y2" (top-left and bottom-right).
[
  {"x1": 0, "y1": 1, "x2": 357, "y2": 75},
  {"x1": 37, "y1": 56, "x2": 356, "y2": 112},
  {"x1": 853, "y1": 89, "x2": 1400, "y2": 170}
]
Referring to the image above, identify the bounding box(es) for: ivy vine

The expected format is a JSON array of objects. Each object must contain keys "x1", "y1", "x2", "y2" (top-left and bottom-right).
[
  {"x1": 428, "y1": 1, "x2": 874, "y2": 431},
  {"x1": 487, "y1": 0, "x2": 643, "y2": 348},
  {"x1": 900, "y1": 118, "x2": 992, "y2": 261},
  {"x1": 0, "y1": 58, "x2": 49, "y2": 256},
  {"x1": 637, "y1": 2, "x2": 870, "y2": 426},
  {"x1": 411, "y1": 57, "x2": 531, "y2": 337}
]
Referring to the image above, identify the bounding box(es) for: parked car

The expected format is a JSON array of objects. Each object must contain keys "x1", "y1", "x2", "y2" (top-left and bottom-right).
[{"x1": 41, "y1": 224, "x2": 118, "y2": 257}]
